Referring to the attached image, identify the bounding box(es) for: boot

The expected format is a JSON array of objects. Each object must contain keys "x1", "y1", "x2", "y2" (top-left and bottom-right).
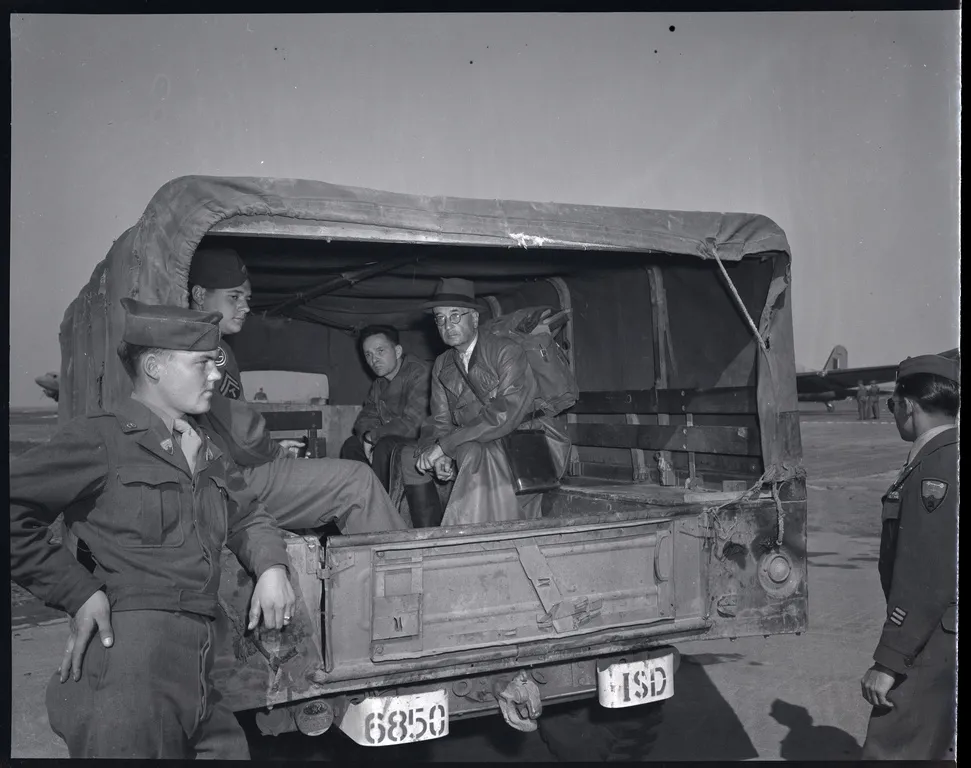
[{"x1": 404, "y1": 482, "x2": 444, "y2": 528}]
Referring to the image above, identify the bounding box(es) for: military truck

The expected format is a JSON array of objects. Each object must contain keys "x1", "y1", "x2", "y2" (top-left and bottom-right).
[{"x1": 60, "y1": 176, "x2": 807, "y2": 759}]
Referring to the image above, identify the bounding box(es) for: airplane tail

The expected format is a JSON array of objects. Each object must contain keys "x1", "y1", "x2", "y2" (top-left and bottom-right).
[{"x1": 822, "y1": 345, "x2": 848, "y2": 373}]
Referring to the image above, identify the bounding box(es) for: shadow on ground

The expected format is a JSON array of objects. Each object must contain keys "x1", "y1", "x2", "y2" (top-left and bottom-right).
[
  {"x1": 770, "y1": 699, "x2": 862, "y2": 760},
  {"x1": 644, "y1": 653, "x2": 758, "y2": 760}
]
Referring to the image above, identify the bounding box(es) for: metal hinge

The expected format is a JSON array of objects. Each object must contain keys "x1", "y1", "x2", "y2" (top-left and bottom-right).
[{"x1": 317, "y1": 550, "x2": 354, "y2": 581}]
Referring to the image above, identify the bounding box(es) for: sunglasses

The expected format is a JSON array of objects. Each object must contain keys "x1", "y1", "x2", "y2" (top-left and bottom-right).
[{"x1": 887, "y1": 397, "x2": 904, "y2": 414}]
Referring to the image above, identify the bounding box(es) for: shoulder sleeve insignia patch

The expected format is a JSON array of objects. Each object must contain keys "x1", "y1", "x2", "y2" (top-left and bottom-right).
[
  {"x1": 214, "y1": 347, "x2": 228, "y2": 368},
  {"x1": 921, "y1": 479, "x2": 948, "y2": 512},
  {"x1": 889, "y1": 606, "x2": 907, "y2": 626}
]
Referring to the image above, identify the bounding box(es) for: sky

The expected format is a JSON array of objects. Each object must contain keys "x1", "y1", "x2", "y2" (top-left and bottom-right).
[{"x1": 9, "y1": 12, "x2": 960, "y2": 407}]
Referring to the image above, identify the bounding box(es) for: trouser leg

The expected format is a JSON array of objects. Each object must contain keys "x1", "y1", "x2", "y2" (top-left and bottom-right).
[
  {"x1": 45, "y1": 611, "x2": 210, "y2": 759},
  {"x1": 399, "y1": 444, "x2": 432, "y2": 487},
  {"x1": 861, "y1": 624, "x2": 956, "y2": 760},
  {"x1": 189, "y1": 619, "x2": 250, "y2": 759},
  {"x1": 339, "y1": 435, "x2": 369, "y2": 464},
  {"x1": 405, "y1": 481, "x2": 445, "y2": 528},
  {"x1": 244, "y1": 456, "x2": 407, "y2": 534},
  {"x1": 370, "y1": 436, "x2": 412, "y2": 491},
  {"x1": 398, "y1": 444, "x2": 444, "y2": 526}
]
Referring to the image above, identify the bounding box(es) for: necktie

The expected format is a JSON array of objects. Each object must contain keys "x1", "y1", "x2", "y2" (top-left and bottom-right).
[{"x1": 173, "y1": 418, "x2": 202, "y2": 474}]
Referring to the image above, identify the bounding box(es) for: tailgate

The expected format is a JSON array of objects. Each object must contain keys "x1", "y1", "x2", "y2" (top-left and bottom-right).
[{"x1": 323, "y1": 513, "x2": 706, "y2": 681}]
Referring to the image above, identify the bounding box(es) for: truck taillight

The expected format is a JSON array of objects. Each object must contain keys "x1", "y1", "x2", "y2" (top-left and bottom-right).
[{"x1": 757, "y1": 550, "x2": 800, "y2": 598}]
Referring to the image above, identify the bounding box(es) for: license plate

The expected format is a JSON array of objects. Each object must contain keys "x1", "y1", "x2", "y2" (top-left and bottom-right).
[
  {"x1": 597, "y1": 653, "x2": 675, "y2": 709},
  {"x1": 337, "y1": 689, "x2": 449, "y2": 746}
]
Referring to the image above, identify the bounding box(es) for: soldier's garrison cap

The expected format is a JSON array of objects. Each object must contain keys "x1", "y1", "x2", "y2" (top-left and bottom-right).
[
  {"x1": 120, "y1": 297, "x2": 222, "y2": 351},
  {"x1": 897, "y1": 354, "x2": 960, "y2": 384},
  {"x1": 188, "y1": 247, "x2": 249, "y2": 289}
]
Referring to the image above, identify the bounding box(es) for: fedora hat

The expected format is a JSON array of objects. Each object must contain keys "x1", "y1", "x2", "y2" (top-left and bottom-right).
[{"x1": 421, "y1": 277, "x2": 485, "y2": 312}]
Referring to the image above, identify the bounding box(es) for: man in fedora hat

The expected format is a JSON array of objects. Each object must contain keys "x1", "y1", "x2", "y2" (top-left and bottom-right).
[
  {"x1": 402, "y1": 278, "x2": 571, "y2": 526},
  {"x1": 10, "y1": 298, "x2": 294, "y2": 758},
  {"x1": 860, "y1": 353, "x2": 958, "y2": 760}
]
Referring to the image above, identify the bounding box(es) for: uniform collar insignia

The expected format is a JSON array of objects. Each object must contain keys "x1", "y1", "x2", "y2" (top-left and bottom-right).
[
  {"x1": 160, "y1": 437, "x2": 174, "y2": 454},
  {"x1": 921, "y1": 479, "x2": 948, "y2": 512}
]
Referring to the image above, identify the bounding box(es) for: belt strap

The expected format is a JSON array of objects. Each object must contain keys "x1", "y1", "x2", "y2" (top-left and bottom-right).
[{"x1": 107, "y1": 586, "x2": 219, "y2": 620}]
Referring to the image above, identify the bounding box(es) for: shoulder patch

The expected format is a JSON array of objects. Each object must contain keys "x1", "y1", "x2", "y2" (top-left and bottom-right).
[
  {"x1": 214, "y1": 347, "x2": 228, "y2": 368},
  {"x1": 921, "y1": 479, "x2": 948, "y2": 512}
]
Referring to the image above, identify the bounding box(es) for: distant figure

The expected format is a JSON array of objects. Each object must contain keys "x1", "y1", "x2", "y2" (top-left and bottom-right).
[
  {"x1": 253, "y1": 387, "x2": 268, "y2": 402},
  {"x1": 769, "y1": 700, "x2": 861, "y2": 760},
  {"x1": 867, "y1": 381, "x2": 881, "y2": 419},
  {"x1": 860, "y1": 354, "x2": 958, "y2": 760},
  {"x1": 856, "y1": 380, "x2": 868, "y2": 420}
]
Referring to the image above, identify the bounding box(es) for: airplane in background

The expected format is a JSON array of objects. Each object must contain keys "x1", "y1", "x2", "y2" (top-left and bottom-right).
[
  {"x1": 34, "y1": 372, "x2": 59, "y2": 403},
  {"x1": 796, "y1": 346, "x2": 959, "y2": 411}
]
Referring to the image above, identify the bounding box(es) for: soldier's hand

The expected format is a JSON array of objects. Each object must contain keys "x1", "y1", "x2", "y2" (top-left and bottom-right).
[
  {"x1": 861, "y1": 664, "x2": 897, "y2": 708},
  {"x1": 60, "y1": 590, "x2": 112, "y2": 683},
  {"x1": 278, "y1": 439, "x2": 304, "y2": 458},
  {"x1": 248, "y1": 565, "x2": 296, "y2": 631}
]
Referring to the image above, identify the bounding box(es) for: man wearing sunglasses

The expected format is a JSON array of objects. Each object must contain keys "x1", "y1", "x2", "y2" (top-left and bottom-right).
[{"x1": 860, "y1": 353, "x2": 959, "y2": 760}]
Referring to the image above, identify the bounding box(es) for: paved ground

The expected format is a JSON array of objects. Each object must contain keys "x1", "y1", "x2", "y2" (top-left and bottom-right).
[{"x1": 8, "y1": 401, "x2": 909, "y2": 760}]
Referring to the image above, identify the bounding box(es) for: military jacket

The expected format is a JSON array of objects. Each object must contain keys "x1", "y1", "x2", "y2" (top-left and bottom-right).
[
  {"x1": 198, "y1": 341, "x2": 287, "y2": 467},
  {"x1": 353, "y1": 354, "x2": 432, "y2": 442},
  {"x1": 423, "y1": 332, "x2": 540, "y2": 456},
  {"x1": 9, "y1": 398, "x2": 289, "y2": 617},
  {"x1": 873, "y1": 427, "x2": 958, "y2": 674}
]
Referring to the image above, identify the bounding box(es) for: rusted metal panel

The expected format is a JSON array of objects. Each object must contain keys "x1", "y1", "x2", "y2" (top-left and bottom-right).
[
  {"x1": 212, "y1": 533, "x2": 325, "y2": 713},
  {"x1": 569, "y1": 423, "x2": 761, "y2": 457},
  {"x1": 321, "y1": 515, "x2": 701, "y2": 682}
]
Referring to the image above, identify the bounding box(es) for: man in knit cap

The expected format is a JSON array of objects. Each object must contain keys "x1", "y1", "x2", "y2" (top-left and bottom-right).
[{"x1": 187, "y1": 246, "x2": 407, "y2": 536}]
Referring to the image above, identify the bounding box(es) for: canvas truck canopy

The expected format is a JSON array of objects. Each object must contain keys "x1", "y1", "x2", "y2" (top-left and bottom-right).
[{"x1": 60, "y1": 175, "x2": 800, "y2": 483}]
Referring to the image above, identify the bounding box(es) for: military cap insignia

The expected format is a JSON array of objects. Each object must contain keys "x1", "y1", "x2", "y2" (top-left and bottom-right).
[
  {"x1": 889, "y1": 606, "x2": 907, "y2": 626},
  {"x1": 921, "y1": 479, "x2": 948, "y2": 512},
  {"x1": 160, "y1": 438, "x2": 174, "y2": 454}
]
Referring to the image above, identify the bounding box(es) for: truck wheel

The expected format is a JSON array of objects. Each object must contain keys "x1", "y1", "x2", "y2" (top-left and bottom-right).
[{"x1": 538, "y1": 699, "x2": 665, "y2": 762}]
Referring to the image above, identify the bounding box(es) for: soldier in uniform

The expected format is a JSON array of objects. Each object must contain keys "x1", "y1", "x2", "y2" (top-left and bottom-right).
[
  {"x1": 867, "y1": 380, "x2": 881, "y2": 420},
  {"x1": 9, "y1": 299, "x2": 295, "y2": 758},
  {"x1": 339, "y1": 325, "x2": 439, "y2": 521},
  {"x1": 856, "y1": 379, "x2": 868, "y2": 420},
  {"x1": 187, "y1": 246, "x2": 407, "y2": 535},
  {"x1": 860, "y1": 354, "x2": 958, "y2": 760}
]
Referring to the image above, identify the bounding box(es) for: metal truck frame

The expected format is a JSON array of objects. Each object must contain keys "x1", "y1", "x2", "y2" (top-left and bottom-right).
[{"x1": 60, "y1": 176, "x2": 807, "y2": 754}]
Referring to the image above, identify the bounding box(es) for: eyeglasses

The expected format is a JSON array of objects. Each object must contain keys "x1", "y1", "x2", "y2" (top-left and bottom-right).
[
  {"x1": 433, "y1": 311, "x2": 472, "y2": 327},
  {"x1": 887, "y1": 397, "x2": 900, "y2": 414}
]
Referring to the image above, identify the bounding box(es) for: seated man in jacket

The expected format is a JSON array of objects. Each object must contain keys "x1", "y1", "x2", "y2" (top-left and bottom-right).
[
  {"x1": 406, "y1": 278, "x2": 571, "y2": 526},
  {"x1": 339, "y1": 325, "x2": 441, "y2": 526},
  {"x1": 187, "y1": 246, "x2": 407, "y2": 535},
  {"x1": 9, "y1": 299, "x2": 294, "y2": 759}
]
